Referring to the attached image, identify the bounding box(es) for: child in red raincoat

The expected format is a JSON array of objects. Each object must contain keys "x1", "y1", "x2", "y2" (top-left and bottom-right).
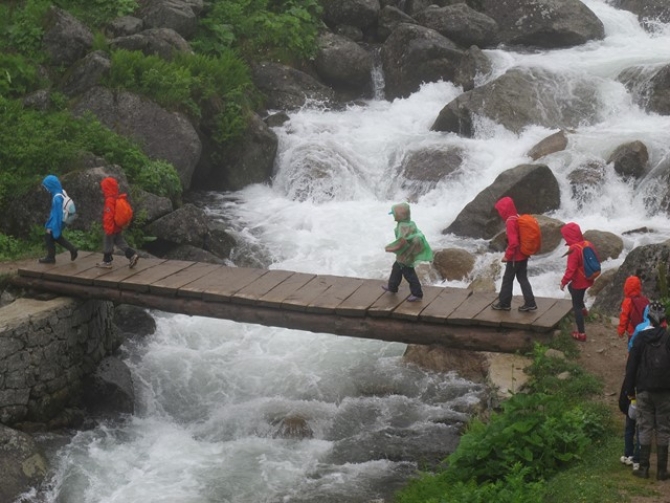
[{"x1": 96, "y1": 176, "x2": 139, "y2": 269}]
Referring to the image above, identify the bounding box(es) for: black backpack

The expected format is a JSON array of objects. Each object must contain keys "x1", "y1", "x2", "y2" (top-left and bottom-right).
[{"x1": 642, "y1": 329, "x2": 670, "y2": 389}]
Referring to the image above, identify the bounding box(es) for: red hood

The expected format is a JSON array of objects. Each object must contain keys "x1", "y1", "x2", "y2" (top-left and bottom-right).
[
  {"x1": 561, "y1": 222, "x2": 584, "y2": 245},
  {"x1": 494, "y1": 196, "x2": 517, "y2": 220},
  {"x1": 623, "y1": 275, "x2": 642, "y2": 297},
  {"x1": 101, "y1": 177, "x2": 119, "y2": 198}
]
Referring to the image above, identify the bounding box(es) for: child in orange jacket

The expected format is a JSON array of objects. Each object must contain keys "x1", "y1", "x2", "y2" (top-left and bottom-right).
[
  {"x1": 96, "y1": 176, "x2": 139, "y2": 269},
  {"x1": 617, "y1": 275, "x2": 649, "y2": 341}
]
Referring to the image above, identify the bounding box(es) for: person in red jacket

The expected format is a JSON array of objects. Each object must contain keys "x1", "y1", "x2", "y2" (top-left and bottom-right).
[
  {"x1": 618, "y1": 275, "x2": 649, "y2": 341},
  {"x1": 490, "y1": 196, "x2": 537, "y2": 312},
  {"x1": 559, "y1": 222, "x2": 595, "y2": 341},
  {"x1": 96, "y1": 176, "x2": 139, "y2": 269}
]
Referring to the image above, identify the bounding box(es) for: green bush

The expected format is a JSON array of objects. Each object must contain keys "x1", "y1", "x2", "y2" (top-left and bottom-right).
[
  {"x1": 192, "y1": 0, "x2": 322, "y2": 62},
  {"x1": 446, "y1": 393, "x2": 601, "y2": 483},
  {"x1": 53, "y1": 0, "x2": 138, "y2": 27},
  {"x1": 0, "y1": 96, "x2": 182, "y2": 207},
  {"x1": 0, "y1": 52, "x2": 43, "y2": 97},
  {"x1": 0, "y1": 0, "x2": 50, "y2": 58}
]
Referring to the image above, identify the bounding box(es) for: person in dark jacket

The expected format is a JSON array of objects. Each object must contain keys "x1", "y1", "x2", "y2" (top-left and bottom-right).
[
  {"x1": 559, "y1": 222, "x2": 596, "y2": 341},
  {"x1": 39, "y1": 174, "x2": 78, "y2": 264},
  {"x1": 490, "y1": 196, "x2": 536, "y2": 311},
  {"x1": 623, "y1": 301, "x2": 670, "y2": 480}
]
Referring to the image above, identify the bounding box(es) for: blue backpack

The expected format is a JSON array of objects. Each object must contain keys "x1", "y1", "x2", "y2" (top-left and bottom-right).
[{"x1": 580, "y1": 242, "x2": 601, "y2": 280}]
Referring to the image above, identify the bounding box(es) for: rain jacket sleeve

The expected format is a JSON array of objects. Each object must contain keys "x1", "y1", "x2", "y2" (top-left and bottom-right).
[{"x1": 385, "y1": 221, "x2": 433, "y2": 267}]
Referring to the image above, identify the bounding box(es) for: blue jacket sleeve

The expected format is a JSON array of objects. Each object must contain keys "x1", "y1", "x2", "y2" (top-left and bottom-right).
[{"x1": 46, "y1": 194, "x2": 64, "y2": 239}]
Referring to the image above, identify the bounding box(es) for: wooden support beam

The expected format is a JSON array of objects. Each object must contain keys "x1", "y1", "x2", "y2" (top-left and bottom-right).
[{"x1": 11, "y1": 276, "x2": 553, "y2": 354}]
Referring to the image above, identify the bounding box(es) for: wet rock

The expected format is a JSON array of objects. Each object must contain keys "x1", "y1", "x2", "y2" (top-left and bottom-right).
[
  {"x1": 0, "y1": 425, "x2": 48, "y2": 503},
  {"x1": 583, "y1": 229, "x2": 624, "y2": 261},
  {"x1": 527, "y1": 130, "x2": 569, "y2": 160},
  {"x1": 272, "y1": 415, "x2": 314, "y2": 439},
  {"x1": 432, "y1": 248, "x2": 475, "y2": 281},
  {"x1": 607, "y1": 140, "x2": 649, "y2": 181}
]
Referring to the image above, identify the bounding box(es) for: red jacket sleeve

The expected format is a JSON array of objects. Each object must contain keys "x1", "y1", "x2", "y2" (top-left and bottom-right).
[
  {"x1": 618, "y1": 298, "x2": 632, "y2": 336},
  {"x1": 504, "y1": 217, "x2": 525, "y2": 261},
  {"x1": 561, "y1": 245, "x2": 580, "y2": 287},
  {"x1": 102, "y1": 197, "x2": 117, "y2": 235}
]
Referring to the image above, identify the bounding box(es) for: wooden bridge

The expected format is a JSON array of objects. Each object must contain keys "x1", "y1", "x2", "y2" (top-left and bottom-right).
[{"x1": 11, "y1": 251, "x2": 574, "y2": 354}]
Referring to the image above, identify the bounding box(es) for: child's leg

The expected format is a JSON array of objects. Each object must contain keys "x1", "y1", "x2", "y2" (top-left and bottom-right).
[
  {"x1": 44, "y1": 232, "x2": 56, "y2": 259},
  {"x1": 386, "y1": 261, "x2": 402, "y2": 292},
  {"x1": 113, "y1": 233, "x2": 136, "y2": 259},
  {"x1": 402, "y1": 265, "x2": 423, "y2": 298},
  {"x1": 624, "y1": 415, "x2": 635, "y2": 458},
  {"x1": 102, "y1": 234, "x2": 114, "y2": 262}
]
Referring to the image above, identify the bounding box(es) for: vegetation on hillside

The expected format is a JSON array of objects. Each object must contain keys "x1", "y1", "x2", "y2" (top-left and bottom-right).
[{"x1": 0, "y1": 0, "x2": 322, "y2": 259}]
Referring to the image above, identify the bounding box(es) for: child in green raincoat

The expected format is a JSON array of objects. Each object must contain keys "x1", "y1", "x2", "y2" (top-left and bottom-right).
[{"x1": 382, "y1": 202, "x2": 433, "y2": 302}]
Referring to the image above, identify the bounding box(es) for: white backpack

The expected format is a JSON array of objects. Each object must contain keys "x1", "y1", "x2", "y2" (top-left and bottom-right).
[{"x1": 57, "y1": 190, "x2": 77, "y2": 225}]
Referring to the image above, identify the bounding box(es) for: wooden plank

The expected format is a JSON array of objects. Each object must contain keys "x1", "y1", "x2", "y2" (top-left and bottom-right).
[
  {"x1": 40, "y1": 252, "x2": 100, "y2": 282},
  {"x1": 177, "y1": 266, "x2": 247, "y2": 299},
  {"x1": 472, "y1": 296, "x2": 528, "y2": 328},
  {"x1": 202, "y1": 268, "x2": 268, "y2": 302},
  {"x1": 531, "y1": 298, "x2": 574, "y2": 332},
  {"x1": 419, "y1": 287, "x2": 473, "y2": 323},
  {"x1": 232, "y1": 269, "x2": 296, "y2": 305},
  {"x1": 92, "y1": 258, "x2": 164, "y2": 288},
  {"x1": 447, "y1": 292, "x2": 498, "y2": 325},
  {"x1": 150, "y1": 262, "x2": 222, "y2": 296},
  {"x1": 368, "y1": 285, "x2": 412, "y2": 318},
  {"x1": 335, "y1": 279, "x2": 386, "y2": 317},
  {"x1": 496, "y1": 297, "x2": 559, "y2": 330},
  {"x1": 282, "y1": 275, "x2": 339, "y2": 312},
  {"x1": 392, "y1": 286, "x2": 444, "y2": 321},
  {"x1": 64, "y1": 254, "x2": 132, "y2": 285},
  {"x1": 18, "y1": 251, "x2": 94, "y2": 279},
  {"x1": 118, "y1": 259, "x2": 196, "y2": 292},
  {"x1": 306, "y1": 277, "x2": 365, "y2": 314},
  {"x1": 257, "y1": 272, "x2": 316, "y2": 308}
]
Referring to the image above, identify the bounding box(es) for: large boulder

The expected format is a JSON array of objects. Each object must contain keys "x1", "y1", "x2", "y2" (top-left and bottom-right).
[
  {"x1": 146, "y1": 203, "x2": 210, "y2": 249},
  {"x1": 452, "y1": 45, "x2": 492, "y2": 92},
  {"x1": 377, "y1": 5, "x2": 418, "y2": 41},
  {"x1": 593, "y1": 241, "x2": 670, "y2": 315},
  {"x1": 60, "y1": 51, "x2": 111, "y2": 97},
  {"x1": 527, "y1": 130, "x2": 569, "y2": 161},
  {"x1": 314, "y1": 32, "x2": 373, "y2": 96},
  {"x1": 114, "y1": 305, "x2": 157, "y2": 337},
  {"x1": 399, "y1": 147, "x2": 464, "y2": 198},
  {"x1": 618, "y1": 64, "x2": 670, "y2": 116},
  {"x1": 433, "y1": 248, "x2": 476, "y2": 281},
  {"x1": 381, "y1": 23, "x2": 465, "y2": 100},
  {"x1": 413, "y1": 3, "x2": 499, "y2": 49},
  {"x1": 582, "y1": 229, "x2": 624, "y2": 261},
  {"x1": 0, "y1": 425, "x2": 48, "y2": 503},
  {"x1": 195, "y1": 113, "x2": 277, "y2": 192},
  {"x1": 614, "y1": 0, "x2": 670, "y2": 26},
  {"x1": 443, "y1": 163, "x2": 560, "y2": 239},
  {"x1": 567, "y1": 159, "x2": 607, "y2": 207},
  {"x1": 321, "y1": 0, "x2": 381, "y2": 30},
  {"x1": 82, "y1": 356, "x2": 135, "y2": 417},
  {"x1": 606, "y1": 140, "x2": 649, "y2": 181},
  {"x1": 72, "y1": 87, "x2": 202, "y2": 190},
  {"x1": 432, "y1": 68, "x2": 601, "y2": 136},
  {"x1": 139, "y1": 0, "x2": 204, "y2": 39},
  {"x1": 251, "y1": 62, "x2": 334, "y2": 111},
  {"x1": 479, "y1": 0, "x2": 604, "y2": 48},
  {"x1": 109, "y1": 27, "x2": 193, "y2": 59},
  {"x1": 42, "y1": 6, "x2": 94, "y2": 67}
]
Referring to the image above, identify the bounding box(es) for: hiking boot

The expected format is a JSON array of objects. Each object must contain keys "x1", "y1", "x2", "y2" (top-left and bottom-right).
[
  {"x1": 38, "y1": 256, "x2": 56, "y2": 264},
  {"x1": 571, "y1": 331, "x2": 587, "y2": 342},
  {"x1": 70, "y1": 249, "x2": 78, "y2": 261},
  {"x1": 96, "y1": 261, "x2": 113, "y2": 269},
  {"x1": 129, "y1": 254, "x2": 139, "y2": 269},
  {"x1": 381, "y1": 285, "x2": 397, "y2": 293},
  {"x1": 491, "y1": 302, "x2": 511, "y2": 311},
  {"x1": 407, "y1": 295, "x2": 422, "y2": 302},
  {"x1": 518, "y1": 304, "x2": 538, "y2": 312}
]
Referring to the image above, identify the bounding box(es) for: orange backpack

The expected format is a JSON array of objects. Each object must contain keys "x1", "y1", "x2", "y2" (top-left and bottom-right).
[
  {"x1": 517, "y1": 214, "x2": 542, "y2": 256},
  {"x1": 114, "y1": 195, "x2": 133, "y2": 228}
]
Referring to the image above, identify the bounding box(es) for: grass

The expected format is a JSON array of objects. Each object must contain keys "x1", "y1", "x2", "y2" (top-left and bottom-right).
[{"x1": 545, "y1": 435, "x2": 660, "y2": 503}]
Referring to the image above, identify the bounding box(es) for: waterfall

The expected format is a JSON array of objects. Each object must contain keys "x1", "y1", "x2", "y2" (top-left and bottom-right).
[{"x1": 371, "y1": 46, "x2": 386, "y2": 101}]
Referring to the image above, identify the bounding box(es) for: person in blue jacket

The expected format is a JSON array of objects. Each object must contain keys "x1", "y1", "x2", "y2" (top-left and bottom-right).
[{"x1": 39, "y1": 174, "x2": 78, "y2": 264}]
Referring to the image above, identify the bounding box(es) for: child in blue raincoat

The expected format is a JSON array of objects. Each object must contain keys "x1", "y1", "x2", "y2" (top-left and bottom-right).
[{"x1": 39, "y1": 174, "x2": 78, "y2": 264}]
